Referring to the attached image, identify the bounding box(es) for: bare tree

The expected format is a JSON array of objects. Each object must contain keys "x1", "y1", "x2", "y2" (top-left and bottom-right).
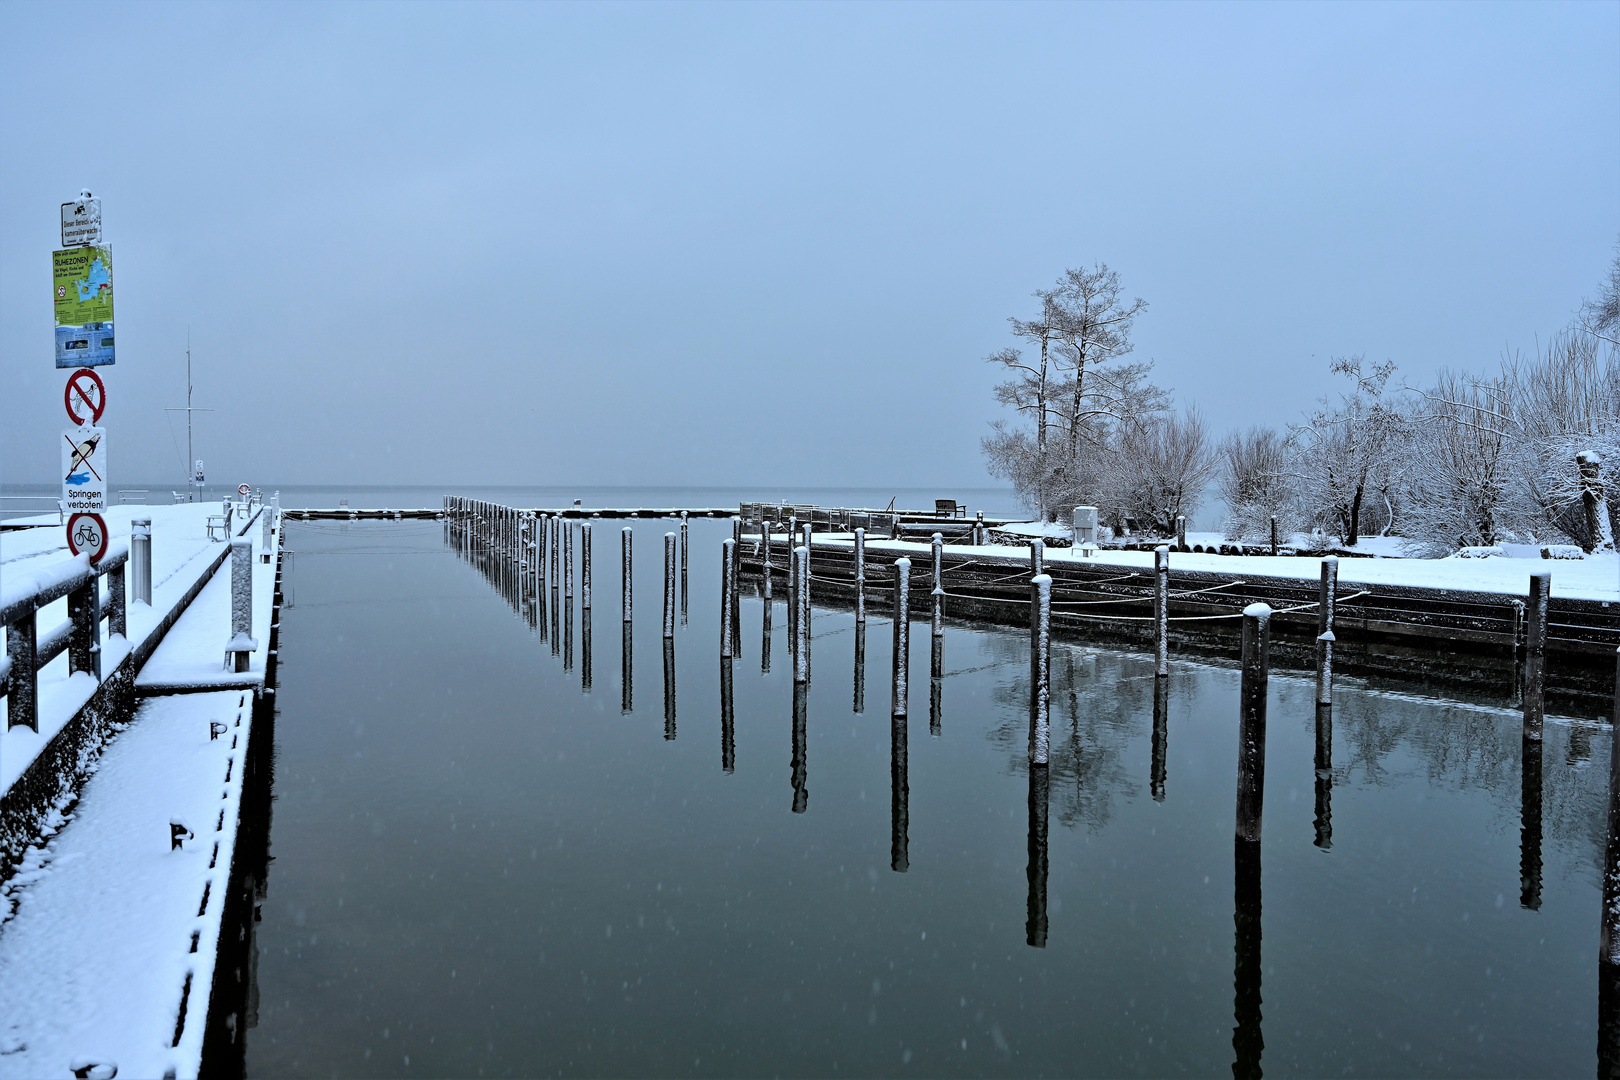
[
  {"x1": 1292, "y1": 356, "x2": 1410, "y2": 546},
  {"x1": 1049, "y1": 264, "x2": 1148, "y2": 460},
  {"x1": 1218, "y1": 426, "x2": 1298, "y2": 542},
  {"x1": 1581, "y1": 239, "x2": 1620, "y2": 345},
  {"x1": 1398, "y1": 369, "x2": 1526, "y2": 555},
  {"x1": 1112, "y1": 407, "x2": 1217, "y2": 536}
]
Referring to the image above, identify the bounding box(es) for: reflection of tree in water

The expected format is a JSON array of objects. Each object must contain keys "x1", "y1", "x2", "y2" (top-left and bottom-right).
[{"x1": 982, "y1": 637, "x2": 1168, "y2": 832}]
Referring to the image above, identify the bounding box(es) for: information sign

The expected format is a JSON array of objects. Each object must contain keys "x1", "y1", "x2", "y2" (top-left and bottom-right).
[
  {"x1": 60, "y1": 198, "x2": 102, "y2": 247},
  {"x1": 61, "y1": 426, "x2": 107, "y2": 513},
  {"x1": 63, "y1": 367, "x2": 107, "y2": 425},
  {"x1": 53, "y1": 245, "x2": 115, "y2": 368},
  {"x1": 66, "y1": 513, "x2": 109, "y2": 564}
]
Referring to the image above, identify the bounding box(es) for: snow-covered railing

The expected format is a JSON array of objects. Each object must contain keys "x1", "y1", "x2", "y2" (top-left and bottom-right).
[{"x1": 1, "y1": 542, "x2": 130, "y2": 732}]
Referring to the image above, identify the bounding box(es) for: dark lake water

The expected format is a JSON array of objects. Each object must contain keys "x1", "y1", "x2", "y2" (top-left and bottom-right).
[{"x1": 243, "y1": 516, "x2": 1612, "y2": 1077}]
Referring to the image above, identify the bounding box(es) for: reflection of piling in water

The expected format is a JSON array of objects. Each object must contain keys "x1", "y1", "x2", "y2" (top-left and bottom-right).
[
  {"x1": 761, "y1": 592, "x2": 773, "y2": 674},
  {"x1": 663, "y1": 639, "x2": 676, "y2": 740},
  {"x1": 1521, "y1": 736, "x2": 1543, "y2": 910},
  {"x1": 1026, "y1": 763, "x2": 1049, "y2": 948},
  {"x1": 1600, "y1": 650, "x2": 1620, "y2": 1075},
  {"x1": 853, "y1": 621, "x2": 866, "y2": 714},
  {"x1": 854, "y1": 527, "x2": 866, "y2": 623},
  {"x1": 892, "y1": 558, "x2": 911, "y2": 718},
  {"x1": 792, "y1": 681, "x2": 809, "y2": 813},
  {"x1": 1524, "y1": 571, "x2": 1549, "y2": 741},
  {"x1": 1029, "y1": 574, "x2": 1052, "y2": 766},
  {"x1": 1236, "y1": 604, "x2": 1271, "y2": 842},
  {"x1": 581, "y1": 609, "x2": 592, "y2": 692},
  {"x1": 1154, "y1": 546, "x2": 1169, "y2": 676},
  {"x1": 722, "y1": 539, "x2": 737, "y2": 660},
  {"x1": 1313, "y1": 703, "x2": 1333, "y2": 849},
  {"x1": 720, "y1": 657, "x2": 735, "y2": 773},
  {"x1": 1232, "y1": 836, "x2": 1264, "y2": 1080},
  {"x1": 563, "y1": 596, "x2": 574, "y2": 671},
  {"x1": 621, "y1": 622, "x2": 633, "y2": 714},
  {"x1": 621, "y1": 528, "x2": 632, "y2": 622},
  {"x1": 930, "y1": 636, "x2": 943, "y2": 737},
  {"x1": 662, "y1": 533, "x2": 676, "y2": 639},
  {"x1": 1151, "y1": 674, "x2": 1168, "y2": 802},
  {"x1": 890, "y1": 711, "x2": 908, "y2": 871},
  {"x1": 550, "y1": 587, "x2": 560, "y2": 657}
]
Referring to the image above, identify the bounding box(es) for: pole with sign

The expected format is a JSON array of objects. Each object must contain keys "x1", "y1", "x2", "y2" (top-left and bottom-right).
[{"x1": 56, "y1": 191, "x2": 112, "y2": 557}]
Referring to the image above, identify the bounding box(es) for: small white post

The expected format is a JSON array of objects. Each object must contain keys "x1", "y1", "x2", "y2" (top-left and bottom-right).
[
  {"x1": 226, "y1": 538, "x2": 258, "y2": 673},
  {"x1": 131, "y1": 517, "x2": 153, "y2": 605}
]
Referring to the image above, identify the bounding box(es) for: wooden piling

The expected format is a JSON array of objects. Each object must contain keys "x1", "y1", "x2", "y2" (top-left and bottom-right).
[
  {"x1": 761, "y1": 520, "x2": 773, "y2": 599},
  {"x1": 892, "y1": 558, "x2": 911, "y2": 718},
  {"x1": 1524, "y1": 571, "x2": 1549, "y2": 741},
  {"x1": 932, "y1": 532, "x2": 945, "y2": 640},
  {"x1": 1269, "y1": 515, "x2": 1279, "y2": 556},
  {"x1": 793, "y1": 547, "x2": 809, "y2": 684},
  {"x1": 563, "y1": 520, "x2": 574, "y2": 599},
  {"x1": 854, "y1": 527, "x2": 866, "y2": 623},
  {"x1": 1029, "y1": 537, "x2": 1044, "y2": 578},
  {"x1": 1176, "y1": 515, "x2": 1186, "y2": 551},
  {"x1": 1235, "y1": 603, "x2": 1272, "y2": 843},
  {"x1": 721, "y1": 539, "x2": 736, "y2": 659},
  {"x1": 1154, "y1": 545, "x2": 1169, "y2": 677},
  {"x1": 580, "y1": 522, "x2": 593, "y2": 609},
  {"x1": 622, "y1": 528, "x2": 633, "y2": 622},
  {"x1": 1029, "y1": 574, "x2": 1051, "y2": 765},
  {"x1": 663, "y1": 533, "x2": 676, "y2": 639}
]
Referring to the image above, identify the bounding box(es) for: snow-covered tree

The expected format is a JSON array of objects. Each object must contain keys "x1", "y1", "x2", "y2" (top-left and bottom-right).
[
  {"x1": 1292, "y1": 356, "x2": 1411, "y2": 547},
  {"x1": 1217, "y1": 426, "x2": 1299, "y2": 542}
]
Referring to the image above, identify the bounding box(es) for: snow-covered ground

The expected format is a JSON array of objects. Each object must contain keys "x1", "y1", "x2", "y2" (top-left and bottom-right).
[
  {"x1": 0, "y1": 503, "x2": 279, "y2": 1078},
  {"x1": 815, "y1": 532, "x2": 1620, "y2": 603}
]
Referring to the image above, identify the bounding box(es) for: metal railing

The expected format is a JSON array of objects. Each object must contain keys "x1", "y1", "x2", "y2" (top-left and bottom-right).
[{"x1": 2, "y1": 544, "x2": 131, "y2": 732}]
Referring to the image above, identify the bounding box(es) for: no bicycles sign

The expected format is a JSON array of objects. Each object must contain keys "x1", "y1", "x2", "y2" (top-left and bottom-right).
[{"x1": 67, "y1": 512, "x2": 109, "y2": 564}]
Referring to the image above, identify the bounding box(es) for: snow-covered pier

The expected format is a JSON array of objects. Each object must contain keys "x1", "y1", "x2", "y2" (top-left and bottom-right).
[{"x1": 0, "y1": 498, "x2": 283, "y2": 1077}]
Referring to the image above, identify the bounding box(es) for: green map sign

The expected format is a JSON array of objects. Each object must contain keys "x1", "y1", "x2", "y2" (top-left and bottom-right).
[
  {"x1": 53, "y1": 245, "x2": 115, "y2": 366},
  {"x1": 54, "y1": 245, "x2": 114, "y2": 327}
]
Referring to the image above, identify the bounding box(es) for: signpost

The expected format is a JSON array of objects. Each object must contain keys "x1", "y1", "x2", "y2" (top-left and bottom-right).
[
  {"x1": 54, "y1": 192, "x2": 113, "y2": 556},
  {"x1": 66, "y1": 512, "x2": 109, "y2": 564}
]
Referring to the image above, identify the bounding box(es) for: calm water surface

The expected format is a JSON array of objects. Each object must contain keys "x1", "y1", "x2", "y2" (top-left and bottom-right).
[{"x1": 244, "y1": 517, "x2": 1610, "y2": 1077}]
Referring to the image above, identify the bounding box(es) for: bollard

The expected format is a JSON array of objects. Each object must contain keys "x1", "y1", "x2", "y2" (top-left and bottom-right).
[
  {"x1": 1029, "y1": 574, "x2": 1051, "y2": 765},
  {"x1": 1026, "y1": 762, "x2": 1049, "y2": 948},
  {"x1": 1523, "y1": 571, "x2": 1549, "y2": 740},
  {"x1": 580, "y1": 522, "x2": 593, "y2": 610},
  {"x1": 931, "y1": 533, "x2": 944, "y2": 639},
  {"x1": 131, "y1": 518, "x2": 153, "y2": 605},
  {"x1": 1176, "y1": 514, "x2": 1186, "y2": 551},
  {"x1": 1235, "y1": 603, "x2": 1271, "y2": 842},
  {"x1": 1269, "y1": 515, "x2": 1279, "y2": 556},
  {"x1": 793, "y1": 547, "x2": 809, "y2": 684},
  {"x1": 1029, "y1": 537, "x2": 1044, "y2": 578},
  {"x1": 262, "y1": 505, "x2": 274, "y2": 563},
  {"x1": 854, "y1": 527, "x2": 866, "y2": 623},
  {"x1": 721, "y1": 539, "x2": 736, "y2": 659},
  {"x1": 1154, "y1": 545, "x2": 1169, "y2": 676},
  {"x1": 892, "y1": 558, "x2": 911, "y2": 717},
  {"x1": 621, "y1": 528, "x2": 633, "y2": 622},
  {"x1": 227, "y1": 537, "x2": 258, "y2": 673},
  {"x1": 976, "y1": 510, "x2": 986, "y2": 547},
  {"x1": 721, "y1": 657, "x2": 736, "y2": 773},
  {"x1": 663, "y1": 533, "x2": 676, "y2": 639},
  {"x1": 564, "y1": 521, "x2": 575, "y2": 599}
]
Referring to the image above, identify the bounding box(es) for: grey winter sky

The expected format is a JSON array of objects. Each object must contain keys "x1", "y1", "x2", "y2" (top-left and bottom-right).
[{"x1": 1, "y1": 1, "x2": 1616, "y2": 491}]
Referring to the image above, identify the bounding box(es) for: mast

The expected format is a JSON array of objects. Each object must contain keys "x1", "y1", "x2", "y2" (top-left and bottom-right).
[{"x1": 186, "y1": 331, "x2": 193, "y2": 502}]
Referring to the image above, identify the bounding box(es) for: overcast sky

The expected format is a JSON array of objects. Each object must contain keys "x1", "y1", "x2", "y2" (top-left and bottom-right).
[{"x1": 1, "y1": 1, "x2": 1615, "y2": 491}]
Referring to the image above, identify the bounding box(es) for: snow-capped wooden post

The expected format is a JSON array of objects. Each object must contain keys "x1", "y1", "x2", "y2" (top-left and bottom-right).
[
  {"x1": 1176, "y1": 515, "x2": 1186, "y2": 551},
  {"x1": 891, "y1": 558, "x2": 911, "y2": 717},
  {"x1": 793, "y1": 547, "x2": 809, "y2": 684},
  {"x1": 1029, "y1": 537, "x2": 1044, "y2": 579},
  {"x1": 227, "y1": 537, "x2": 257, "y2": 674},
  {"x1": 262, "y1": 504, "x2": 275, "y2": 564},
  {"x1": 563, "y1": 520, "x2": 574, "y2": 599},
  {"x1": 131, "y1": 517, "x2": 153, "y2": 605},
  {"x1": 662, "y1": 533, "x2": 676, "y2": 640},
  {"x1": 788, "y1": 536, "x2": 800, "y2": 660},
  {"x1": 760, "y1": 519, "x2": 773, "y2": 599},
  {"x1": 679, "y1": 512, "x2": 689, "y2": 577},
  {"x1": 580, "y1": 522, "x2": 593, "y2": 610},
  {"x1": 1524, "y1": 571, "x2": 1550, "y2": 741},
  {"x1": 621, "y1": 528, "x2": 633, "y2": 622},
  {"x1": 1316, "y1": 556, "x2": 1338, "y2": 705},
  {"x1": 931, "y1": 533, "x2": 945, "y2": 640},
  {"x1": 721, "y1": 538, "x2": 736, "y2": 659},
  {"x1": 975, "y1": 510, "x2": 985, "y2": 546},
  {"x1": 1235, "y1": 603, "x2": 1272, "y2": 842},
  {"x1": 1029, "y1": 573, "x2": 1052, "y2": 766},
  {"x1": 1269, "y1": 516, "x2": 1279, "y2": 556},
  {"x1": 1154, "y1": 545, "x2": 1170, "y2": 677},
  {"x1": 853, "y1": 527, "x2": 866, "y2": 623}
]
